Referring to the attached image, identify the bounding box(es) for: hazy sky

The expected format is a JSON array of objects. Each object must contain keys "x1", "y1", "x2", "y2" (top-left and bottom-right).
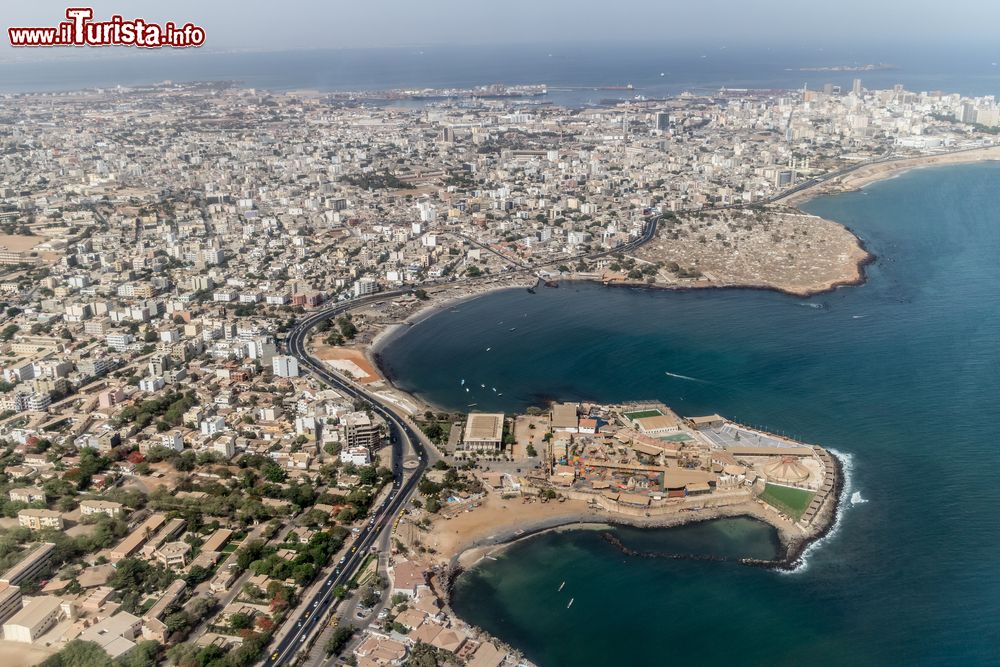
[{"x1": 3, "y1": 0, "x2": 996, "y2": 53}]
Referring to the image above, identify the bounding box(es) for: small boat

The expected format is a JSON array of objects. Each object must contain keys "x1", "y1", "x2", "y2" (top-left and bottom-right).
[
  {"x1": 491, "y1": 387, "x2": 497, "y2": 392},
  {"x1": 460, "y1": 379, "x2": 465, "y2": 386},
  {"x1": 558, "y1": 581, "x2": 565, "y2": 592},
  {"x1": 480, "y1": 384, "x2": 486, "y2": 388},
  {"x1": 486, "y1": 347, "x2": 491, "y2": 352},
  {"x1": 510, "y1": 327, "x2": 516, "y2": 331},
  {"x1": 465, "y1": 388, "x2": 470, "y2": 393},
  {"x1": 498, "y1": 393, "x2": 503, "y2": 396},
  {"x1": 468, "y1": 403, "x2": 478, "y2": 407},
  {"x1": 567, "y1": 598, "x2": 574, "y2": 609}
]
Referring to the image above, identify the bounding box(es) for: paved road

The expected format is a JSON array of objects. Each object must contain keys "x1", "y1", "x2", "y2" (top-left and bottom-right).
[
  {"x1": 262, "y1": 216, "x2": 661, "y2": 665},
  {"x1": 264, "y1": 297, "x2": 437, "y2": 666}
]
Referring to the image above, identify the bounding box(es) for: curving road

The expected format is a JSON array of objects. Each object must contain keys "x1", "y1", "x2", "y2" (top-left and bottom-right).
[
  {"x1": 262, "y1": 215, "x2": 659, "y2": 665},
  {"x1": 265, "y1": 294, "x2": 433, "y2": 666}
]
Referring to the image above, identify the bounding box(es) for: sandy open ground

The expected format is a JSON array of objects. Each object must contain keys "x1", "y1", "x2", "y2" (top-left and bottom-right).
[
  {"x1": 0, "y1": 234, "x2": 45, "y2": 252},
  {"x1": 417, "y1": 492, "x2": 601, "y2": 568},
  {"x1": 412, "y1": 489, "x2": 808, "y2": 570},
  {"x1": 0, "y1": 641, "x2": 56, "y2": 667},
  {"x1": 311, "y1": 344, "x2": 382, "y2": 385}
]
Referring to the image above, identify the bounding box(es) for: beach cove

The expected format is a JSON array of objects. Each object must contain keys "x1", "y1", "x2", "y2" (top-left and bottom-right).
[{"x1": 374, "y1": 161, "x2": 1000, "y2": 666}]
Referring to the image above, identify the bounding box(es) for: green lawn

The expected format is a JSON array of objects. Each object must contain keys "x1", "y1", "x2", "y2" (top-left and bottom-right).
[
  {"x1": 624, "y1": 409, "x2": 663, "y2": 420},
  {"x1": 659, "y1": 433, "x2": 693, "y2": 442},
  {"x1": 759, "y1": 484, "x2": 815, "y2": 520}
]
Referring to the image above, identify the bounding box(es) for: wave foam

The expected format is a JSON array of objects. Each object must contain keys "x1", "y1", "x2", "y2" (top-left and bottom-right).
[{"x1": 780, "y1": 447, "x2": 855, "y2": 575}]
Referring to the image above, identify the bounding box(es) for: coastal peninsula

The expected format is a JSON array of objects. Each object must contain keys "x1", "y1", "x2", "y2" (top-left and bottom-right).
[
  {"x1": 625, "y1": 206, "x2": 871, "y2": 296},
  {"x1": 396, "y1": 403, "x2": 840, "y2": 572}
]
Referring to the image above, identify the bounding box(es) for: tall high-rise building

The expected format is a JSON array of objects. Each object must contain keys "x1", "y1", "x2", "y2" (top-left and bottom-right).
[
  {"x1": 852, "y1": 78, "x2": 862, "y2": 96},
  {"x1": 655, "y1": 112, "x2": 670, "y2": 132}
]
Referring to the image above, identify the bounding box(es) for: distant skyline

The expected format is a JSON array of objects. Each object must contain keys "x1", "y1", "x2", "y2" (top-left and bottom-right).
[{"x1": 4, "y1": 0, "x2": 1000, "y2": 58}]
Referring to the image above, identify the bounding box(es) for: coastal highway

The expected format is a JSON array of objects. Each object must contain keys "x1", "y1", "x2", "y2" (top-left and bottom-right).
[
  {"x1": 262, "y1": 215, "x2": 660, "y2": 665},
  {"x1": 264, "y1": 293, "x2": 432, "y2": 667}
]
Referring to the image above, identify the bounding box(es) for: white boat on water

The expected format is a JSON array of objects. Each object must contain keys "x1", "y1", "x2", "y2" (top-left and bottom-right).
[
  {"x1": 558, "y1": 581, "x2": 565, "y2": 592},
  {"x1": 567, "y1": 598, "x2": 574, "y2": 609}
]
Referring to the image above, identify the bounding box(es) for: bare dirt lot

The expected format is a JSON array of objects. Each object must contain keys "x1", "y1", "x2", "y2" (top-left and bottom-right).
[
  {"x1": 0, "y1": 234, "x2": 44, "y2": 252},
  {"x1": 311, "y1": 344, "x2": 382, "y2": 385},
  {"x1": 0, "y1": 641, "x2": 56, "y2": 667}
]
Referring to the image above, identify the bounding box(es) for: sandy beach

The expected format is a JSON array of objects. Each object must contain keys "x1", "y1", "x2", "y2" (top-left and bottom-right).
[
  {"x1": 780, "y1": 144, "x2": 1000, "y2": 206},
  {"x1": 368, "y1": 278, "x2": 537, "y2": 356},
  {"x1": 411, "y1": 489, "x2": 816, "y2": 572}
]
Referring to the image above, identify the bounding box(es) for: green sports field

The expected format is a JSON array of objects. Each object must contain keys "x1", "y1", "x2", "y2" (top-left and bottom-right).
[
  {"x1": 624, "y1": 409, "x2": 663, "y2": 420},
  {"x1": 759, "y1": 483, "x2": 814, "y2": 520}
]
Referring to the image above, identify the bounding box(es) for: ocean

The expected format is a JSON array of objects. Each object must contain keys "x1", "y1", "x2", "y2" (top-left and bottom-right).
[
  {"x1": 378, "y1": 162, "x2": 1000, "y2": 665},
  {"x1": 3, "y1": 43, "x2": 1000, "y2": 104}
]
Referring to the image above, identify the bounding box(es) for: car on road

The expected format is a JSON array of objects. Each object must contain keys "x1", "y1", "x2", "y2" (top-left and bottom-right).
[
  {"x1": 377, "y1": 608, "x2": 389, "y2": 620},
  {"x1": 271, "y1": 652, "x2": 278, "y2": 661}
]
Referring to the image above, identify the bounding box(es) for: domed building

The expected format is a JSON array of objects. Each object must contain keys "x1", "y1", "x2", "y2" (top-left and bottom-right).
[{"x1": 763, "y1": 456, "x2": 810, "y2": 484}]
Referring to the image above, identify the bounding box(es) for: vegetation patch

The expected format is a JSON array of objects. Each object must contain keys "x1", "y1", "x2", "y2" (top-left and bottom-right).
[
  {"x1": 759, "y1": 483, "x2": 814, "y2": 520},
  {"x1": 624, "y1": 409, "x2": 663, "y2": 420}
]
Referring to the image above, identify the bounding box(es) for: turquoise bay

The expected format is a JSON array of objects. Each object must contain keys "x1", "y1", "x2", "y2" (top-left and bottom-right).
[{"x1": 378, "y1": 163, "x2": 1000, "y2": 665}]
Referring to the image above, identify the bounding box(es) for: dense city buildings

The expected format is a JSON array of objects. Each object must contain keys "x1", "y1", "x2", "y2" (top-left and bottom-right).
[{"x1": 0, "y1": 76, "x2": 997, "y2": 666}]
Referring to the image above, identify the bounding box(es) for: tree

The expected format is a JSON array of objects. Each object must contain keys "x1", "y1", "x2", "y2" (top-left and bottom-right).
[
  {"x1": 164, "y1": 611, "x2": 192, "y2": 634},
  {"x1": 358, "y1": 466, "x2": 378, "y2": 486},
  {"x1": 166, "y1": 642, "x2": 199, "y2": 667},
  {"x1": 359, "y1": 586, "x2": 378, "y2": 608},
  {"x1": 229, "y1": 612, "x2": 253, "y2": 631},
  {"x1": 325, "y1": 625, "x2": 355, "y2": 656},
  {"x1": 422, "y1": 422, "x2": 443, "y2": 440},
  {"x1": 40, "y1": 640, "x2": 112, "y2": 667},
  {"x1": 120, "y1": 640, "x2": 160, "y2": 667},
  {"x1": 187, "y1": 595, "x2": 216, "y2": 619}
]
